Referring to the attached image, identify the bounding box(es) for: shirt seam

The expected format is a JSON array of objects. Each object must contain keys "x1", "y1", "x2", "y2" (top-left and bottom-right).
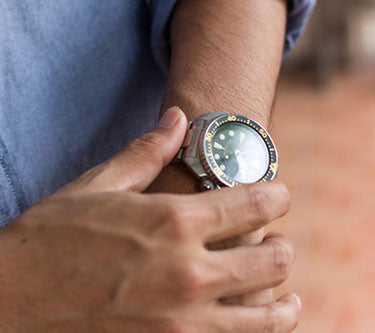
[
  {"x1": 0, "y1": 137, "x2": 29, "y2": 221},
  {"x1": 0, "y1": 157, "x2": 22, "y2": 214},
  {"x1": 0, "y1": 203, "x2": 6, "y2": 224}
]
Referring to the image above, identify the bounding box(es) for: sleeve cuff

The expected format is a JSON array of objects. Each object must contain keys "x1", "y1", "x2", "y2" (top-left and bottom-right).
[
  {"x1": 150, "y1": 0, "x2": 178, "y2": 76},
  {"x1": 284, "y1": 0, "x2": 317, "y2": 58},
  {"x1": 151, "y1": 0, "x2": 317, "y2": 74}
]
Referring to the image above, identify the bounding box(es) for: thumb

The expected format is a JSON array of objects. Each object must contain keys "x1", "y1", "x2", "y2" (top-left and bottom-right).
[{"x1": 73, "y1": 107, "x2": 188, "y2": 193}]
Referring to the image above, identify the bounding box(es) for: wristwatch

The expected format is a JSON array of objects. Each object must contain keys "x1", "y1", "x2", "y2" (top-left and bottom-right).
[{"x1": 177, "y1": 112, "x2": 278, "y2": 190}]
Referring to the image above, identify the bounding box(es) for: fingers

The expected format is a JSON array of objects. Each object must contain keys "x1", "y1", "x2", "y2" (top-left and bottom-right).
[
  {"x1": 119, "y1": 107, "x2": 187, "y2": 192},
  {"x1": 210, "y1": 233, "x2": 295, "y2": 297},
  {"x1": 214, "y1": 293, "x2": 301, "y2": 333},
  {"x1": 190, "y1": 181, "x2": 290, "y2": 243},
  {"x1": 72, "y1": 107, "x2": 187, "y2": 193}
]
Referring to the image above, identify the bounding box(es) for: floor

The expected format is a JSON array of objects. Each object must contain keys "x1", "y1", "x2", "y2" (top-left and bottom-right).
[{"x1": 270, "y1": 68, "x2": 375, "y2": 333}]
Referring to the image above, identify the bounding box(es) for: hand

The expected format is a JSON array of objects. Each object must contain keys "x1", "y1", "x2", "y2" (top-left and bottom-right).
[
  {"x1": 148, "y1": 135, "x2": 281, "y2": 307},
  {"x1": 0, "y1": 107, "x2": 299, "y2": 332}
]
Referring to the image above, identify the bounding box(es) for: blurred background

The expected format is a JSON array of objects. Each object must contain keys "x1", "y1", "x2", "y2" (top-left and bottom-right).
[{"x1": 270, "y1": 1, "x2": 375, "y2": 332}]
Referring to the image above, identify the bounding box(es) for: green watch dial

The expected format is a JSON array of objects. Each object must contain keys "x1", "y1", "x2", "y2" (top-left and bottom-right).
[
  {"x1": 211, "y1": 123, "x2": 269, "y2": 184},
  {"x1": 203, "y1": 114, "x2": 278, "y2": 187}
]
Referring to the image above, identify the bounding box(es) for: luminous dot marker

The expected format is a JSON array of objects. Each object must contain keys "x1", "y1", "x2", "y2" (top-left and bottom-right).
[
  {"x1": 229, "y1": 130, "x2": 235, "y2": 137},
  {"x1": 219, "y1": 134, "x2": 225, "y2": 140},
  {"x1": 214, "y1": 154, "x2": 220, "y2": 160},
  {"x1": 220, "y1": 164, "x2": 226, "y2": 171}
]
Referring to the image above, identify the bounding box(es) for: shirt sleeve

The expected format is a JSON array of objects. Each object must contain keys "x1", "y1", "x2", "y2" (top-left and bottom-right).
[
  {"x1": 150, "y1": 0, "x2": 178, "y2": 75},
  {"x1": 150, "y1": 0, "x2": 316, "y2": 75},
  {"x1": 284, "y1": 0, "x2": 317, "y2": 58}
]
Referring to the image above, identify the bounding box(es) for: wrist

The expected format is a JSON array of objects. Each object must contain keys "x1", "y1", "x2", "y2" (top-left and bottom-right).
[
  {"x1": 146, "y1": 163, "x2": 200, "y2": 194},
  {"x1": 162, "y1": 0, "x2": 287, "y2": 130},
  {"x1": 162, "y1": 83, "x2": 271, "y2": 130}
]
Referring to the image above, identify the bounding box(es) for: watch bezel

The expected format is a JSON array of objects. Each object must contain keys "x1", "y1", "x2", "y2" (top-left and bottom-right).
[{"x1": 201, "y1": 114, "x2": 278, "y2": 187}]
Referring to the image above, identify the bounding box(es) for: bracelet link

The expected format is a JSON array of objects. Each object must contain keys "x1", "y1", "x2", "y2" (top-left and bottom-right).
[{"x1": 176, "y1": 121, "x2": 194, "y2": 160}]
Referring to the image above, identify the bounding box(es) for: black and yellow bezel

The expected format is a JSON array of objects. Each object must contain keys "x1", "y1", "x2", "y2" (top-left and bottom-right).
[{"x1": 202, "y1": 114, "x2": 278, "y2": 187}]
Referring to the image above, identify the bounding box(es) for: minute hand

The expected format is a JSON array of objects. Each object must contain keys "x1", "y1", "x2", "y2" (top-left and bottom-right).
[
  {"x1": 235, "y1": 150, "x2": 248, "y2": 177},
  {"x1": 238, "y1": 149, "x2": 257, "y2": 155}
]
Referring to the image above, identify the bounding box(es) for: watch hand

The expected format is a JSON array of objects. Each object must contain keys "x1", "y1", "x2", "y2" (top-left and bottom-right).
[
  {"x1": 235, "y1": 150, "x2": 248, "y2": 178},
  {"x1": 239, "y1": 149, "x2": 257, "y2": 155}
]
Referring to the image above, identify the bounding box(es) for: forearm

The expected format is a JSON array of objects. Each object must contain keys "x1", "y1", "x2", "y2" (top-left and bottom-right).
[
  {"x1": 151, "y1": 0, "x2": 288, "y2": 306},
  {"x1": 163, "y1": 0, "x2": 287, "y2": 128},
  {"x1": 150, "y1": 0, "x2": 287, "y2": 195}
]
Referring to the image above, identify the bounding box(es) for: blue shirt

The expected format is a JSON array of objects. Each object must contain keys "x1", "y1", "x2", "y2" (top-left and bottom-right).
[{"x1": 0, "y1": 0, "x2": 316, "y2": 226}]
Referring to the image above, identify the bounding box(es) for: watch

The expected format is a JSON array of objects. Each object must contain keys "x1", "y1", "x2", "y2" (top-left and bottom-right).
[{"x1": 177, "y1": 112, "x2": 278, "y2": 190}]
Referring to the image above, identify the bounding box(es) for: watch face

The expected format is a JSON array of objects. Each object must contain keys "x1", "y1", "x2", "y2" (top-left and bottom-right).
[
  {"x1": 203, "y1": 114, "x2": 278, "y2": 186},
  {"x1": 211, "y1": 123, "x2": 269, "y2": 183}
]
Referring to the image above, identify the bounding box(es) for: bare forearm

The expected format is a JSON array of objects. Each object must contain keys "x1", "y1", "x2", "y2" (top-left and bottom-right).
[
  {"x1": 163, "y1": 0, "x2": 287, "y2": 128},
  {"x1": 151, "y1": 0, "x2": 288, "y2": 306},
  {"x1": 150, "y1": 0, "x2": 287, "y2": 195}
]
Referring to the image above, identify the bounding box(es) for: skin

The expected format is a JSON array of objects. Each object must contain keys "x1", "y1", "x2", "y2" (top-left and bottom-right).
[
  {"x1": 1, "y1": 0, "x2": 298, "y2": 330},
  {"x1": 148, "y1": 0, "x2": 288, "y2": 306},
  {"x1": 0, "y1": 108, "x2": 300, "y2": 332}
]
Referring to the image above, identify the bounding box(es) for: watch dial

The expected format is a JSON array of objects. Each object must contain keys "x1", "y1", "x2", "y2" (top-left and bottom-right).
[{"x1": 211, "y1": 123, "x2": 269, "y2": 183}]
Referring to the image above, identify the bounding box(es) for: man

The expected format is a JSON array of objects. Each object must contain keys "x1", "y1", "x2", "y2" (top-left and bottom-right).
[{"x1": 0, "y1": 0, "x2": 315, "y2": 331}]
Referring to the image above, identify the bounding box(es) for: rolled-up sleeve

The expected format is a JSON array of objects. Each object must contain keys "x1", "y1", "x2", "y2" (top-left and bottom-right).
[
  {"x1": 284, "y1": 0, "x2": 317, "y2": 57},
  {"x1": 150, "y1": 0, "x2": 178, "y2": 75},
  {"x1": 150, "y1": 0, "x2": 316, "y2": 74}
]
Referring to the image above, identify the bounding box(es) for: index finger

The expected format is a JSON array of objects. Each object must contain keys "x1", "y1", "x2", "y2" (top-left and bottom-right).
[{"x1": 189, "y1": 181, "x2": 290, "y2": 244}]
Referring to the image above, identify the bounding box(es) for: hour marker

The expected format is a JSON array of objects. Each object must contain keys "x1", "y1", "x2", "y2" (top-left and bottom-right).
[
  {"x1": 220, "y1": 164, "x2": 226, "y2": 171},
  {"x1": 214, "y1": 142, "x2": 225, "y2": 150},
  {"x1": 229, "y1": 130, "x2": 235, "y2": 137},
  {"x1": 214, "y1": 154, "x2": 220, "y2": 160},
  {"x1": 219, "y1": 134, "x2": 226, "y2": 140},
  {"x1": 239, "y1": 132, "x2": 245, "y2": 143}
]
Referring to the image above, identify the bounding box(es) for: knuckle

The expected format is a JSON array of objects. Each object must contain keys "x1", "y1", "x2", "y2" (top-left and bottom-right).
[
  {"x1": 264, "y1": 304, "x2": 282, "y2": 333},
  {"x1": 291, "y1": 309, "x2": 300, "y2": 332},
  {"x1": 270, "y1": 239, "x2": 294, "y2": 282},
  {"x1": 250, "y1": 188, "x2": 271, "y2": 223},
  {"x1": 210, "y1": 204, "x2": 228, "y2": 228},
  {"x1": 163, "y1": 202, "x2": 191, "y2": 239},
  {"x1": 278, "y1": 182, "x2": 291, "y2": 216},
  {"x1": 279, "y1": 183, "x2": 291, "y2": 204},
  {"x1": 171, "y1": 260, "x2": 204, "y2": 303},
  {"x1": 290, "y1": 296, "x2": 302, "y2": 330}
]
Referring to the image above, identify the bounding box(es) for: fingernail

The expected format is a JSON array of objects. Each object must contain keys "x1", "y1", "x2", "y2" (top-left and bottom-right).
[
  {"x1": 158, "y1": 107, "x2": 184, "y2": 128},
  {"x1": 294, "y1": 294, "x2": 302, "y2": 309}
]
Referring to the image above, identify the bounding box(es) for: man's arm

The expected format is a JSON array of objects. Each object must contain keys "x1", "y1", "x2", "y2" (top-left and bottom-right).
[
  {"x1": 150, "y1": 0, "x2": 286, "y2": 194},
  {"x1": 148, "y1": 0, "x2": 288, "y2": 305},
  {"x1": 166, "y1": 0, "x2": 286, "y2": 122}
]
